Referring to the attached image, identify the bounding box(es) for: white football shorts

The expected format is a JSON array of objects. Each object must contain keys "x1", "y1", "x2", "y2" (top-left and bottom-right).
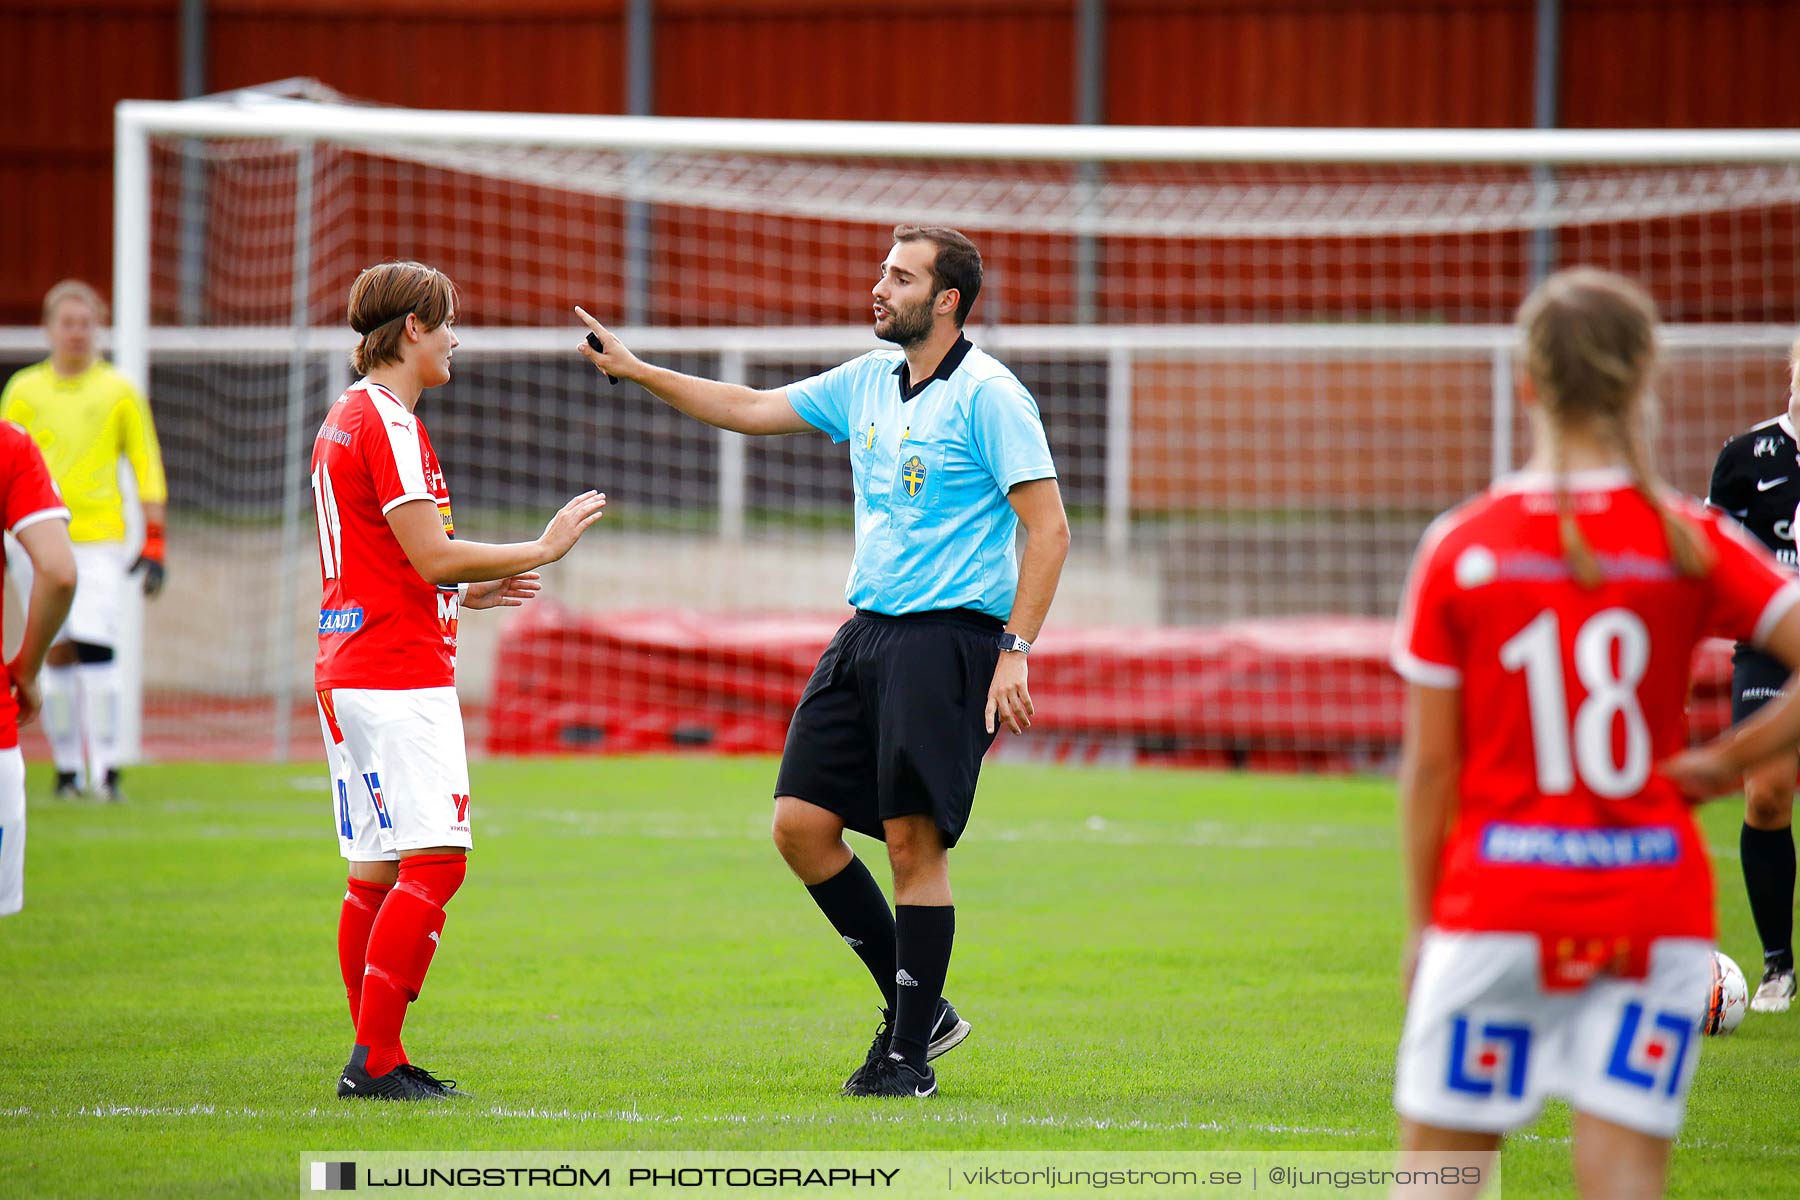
[
  {"x1": 317, "y1": 686, "x2": 472, "y2": 861},
  {"x1": 1395, "y1": 929, "x2": 1712, "y2": 1140},
  {"x1": 8, "y1": 539, "x2": 131, "y2": 648},
  {"x1": 0, "y1": 746, "x2": 25, "y2": 915}
]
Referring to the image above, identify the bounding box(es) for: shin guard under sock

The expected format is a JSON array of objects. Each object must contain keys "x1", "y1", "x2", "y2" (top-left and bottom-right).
[
  {"x1": 355, "y1": 854, "x2": 466, "y2": 1076},
  {"x1": 891, "y1": 905, "x2": 955, "y2": 1068},
  {"x1": 805, "y1": 856, "x2": 900, "y2": 1010}
]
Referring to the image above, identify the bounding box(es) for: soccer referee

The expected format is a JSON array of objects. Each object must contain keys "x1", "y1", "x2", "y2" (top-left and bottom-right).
[{"x1": 576, "y1": 225, "x2": 1068, "y2": 1098}]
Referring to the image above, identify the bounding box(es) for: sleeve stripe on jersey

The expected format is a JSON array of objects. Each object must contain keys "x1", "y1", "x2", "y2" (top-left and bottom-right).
[
  {"x1": 1752, "y1": 580, "x2": 1800, "y2": 648},
  {"x1": 379, "y1": 491, "x2": 437, "y2": 517},
  {"x1": 9, "y1": 506, "x2": 70, "y2": 536},
  {"x1": 1390, "y1": 645, "x2": 1461, "y2": 688},
  {"x1": 368, "y1": 391, "x2": 431, "y2": 498}
]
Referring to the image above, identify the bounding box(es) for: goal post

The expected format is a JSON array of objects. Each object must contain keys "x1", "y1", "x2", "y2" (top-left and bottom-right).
[{"x1": 103, "y1": 85, "x2": 1800, "y2": 763}]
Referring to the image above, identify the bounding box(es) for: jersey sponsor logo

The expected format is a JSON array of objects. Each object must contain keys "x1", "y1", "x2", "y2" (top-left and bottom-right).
[
  {"x1": 451, "y1": 793, "x2": 470, "y2": 824},
  {"x1": 1756, "y1": 436, "x2": 1782, "y2": 457},
  {"x1": 1757, "y1": 477, "x2": 1790, "y2": 492},
  {"x1": 1484, "y1": 550, "x2": 1677, "y2": 585},
  {"x1": 318, "y1": 607, "x2": 365, "y2": 635},
  {"x1": 317, "y1": 423, "x2": 352, "y2": 447},
  {"x1": 1479, "y1": 823, "x2": 1679, "y2": 869},
  {"x1": 1445, "y1": 1015, "x2": 1531, "y2": 1099},
  {"x1": 1453, "y1": 545, "x2": 1497, "y2": 588},
  {"x1": 1605, "y1": 1001, "x2": 1693, "y2": 1097},
  {"x1": 900, "y1": 455, "x2": 928, "y2": 499},
  {"x1": 363, "y1": 772, "x2": 392, "y2": 831},
  {"x1": 437, "y1": 501, "x2": 455, "y2": 537},
  {"x1": 436, "y1": 589, "x2": 460, "y2": 642}
]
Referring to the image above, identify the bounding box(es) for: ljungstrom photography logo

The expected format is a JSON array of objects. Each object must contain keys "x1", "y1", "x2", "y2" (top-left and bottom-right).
[{"x1": 310, "y1": 1162, "x2": 355, "y2": 1191}]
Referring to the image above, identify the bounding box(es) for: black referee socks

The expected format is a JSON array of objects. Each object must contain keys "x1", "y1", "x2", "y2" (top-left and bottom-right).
[
  {"x1": 891, "y1": 904, "x2": 956, "y2": 1068},
  {"x1": 1741, "y1": 823, "x2": 1796, "y2": 972},
  {"x1": 805, "y1": 856, "x2": 901, "y2": 1010}
]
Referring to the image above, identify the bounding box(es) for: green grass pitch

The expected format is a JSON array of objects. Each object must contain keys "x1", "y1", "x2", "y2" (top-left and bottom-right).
[{"x1": 1, "y1": 758, "x2": 1795, "y2": 1197}]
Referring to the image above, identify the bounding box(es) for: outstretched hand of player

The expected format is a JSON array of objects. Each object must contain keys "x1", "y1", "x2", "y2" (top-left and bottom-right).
[
  {"x1": 985, "y1": 653, "x2": 1033, "y2": 736},
  {"x1": 537, "y1": 490, "x2": 607, "y2": 563},
  {"x1": 574, "y1": 307, "x2": 642, "y2": 384},
  {"x1": 463, "y1": 572, "x2": 542, "y2": 610},
  {"x1": 1658, "y1": 746, "x2": 1741, "y2": 805},
  {"x1": 7, "y1": 657, "x2": 41, "y2": 726}
]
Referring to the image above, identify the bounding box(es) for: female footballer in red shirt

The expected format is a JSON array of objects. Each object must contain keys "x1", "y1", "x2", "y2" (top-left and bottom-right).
[{"x1": 1392, "y1": 268, "x2": 1800, "y2": 1196}]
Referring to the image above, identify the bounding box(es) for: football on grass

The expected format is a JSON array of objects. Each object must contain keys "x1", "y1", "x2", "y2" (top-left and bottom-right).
[{"x1": 1701, "y1": 951, "x2": 1748, "y2": 1036}]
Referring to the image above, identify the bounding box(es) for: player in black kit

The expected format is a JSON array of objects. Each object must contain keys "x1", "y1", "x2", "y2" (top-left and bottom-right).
[{"x1": 1707, "y1": 349, "x2": 1800, "y2": 1014}]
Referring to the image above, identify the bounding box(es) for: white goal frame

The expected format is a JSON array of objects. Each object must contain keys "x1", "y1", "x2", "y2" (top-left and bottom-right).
[{"x1": 93, "y1": 90, "x2": 1800, "y2": 760}]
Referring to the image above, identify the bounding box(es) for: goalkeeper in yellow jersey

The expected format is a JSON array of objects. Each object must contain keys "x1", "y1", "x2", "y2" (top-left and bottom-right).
[{"x1": 1, "y1": 280, "x2": 168, "y2": 802}]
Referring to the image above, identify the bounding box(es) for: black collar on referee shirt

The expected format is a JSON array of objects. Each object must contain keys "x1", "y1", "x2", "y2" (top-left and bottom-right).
[{"x1": 893, "y1": 333, "x2": 973, "y2": 402}]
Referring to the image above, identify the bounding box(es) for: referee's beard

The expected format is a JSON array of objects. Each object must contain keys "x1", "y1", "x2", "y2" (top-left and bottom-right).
[{"x1": 874, "y1": 297, "x2": 935, "y2": 348}]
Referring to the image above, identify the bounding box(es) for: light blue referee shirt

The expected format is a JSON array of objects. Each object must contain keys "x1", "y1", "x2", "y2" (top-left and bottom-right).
[{"x1": 787, "y1": 334, "x2": 1057, "y2": 621}]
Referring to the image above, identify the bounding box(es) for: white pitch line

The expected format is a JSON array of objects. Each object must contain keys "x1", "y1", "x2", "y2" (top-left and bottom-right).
[
  {"x1": 527, "y1": 808, "x2": 1398, "y2": 852},
  {"x1": 6, "y1": 1104, "x2": 1793, "y2": 1156}
]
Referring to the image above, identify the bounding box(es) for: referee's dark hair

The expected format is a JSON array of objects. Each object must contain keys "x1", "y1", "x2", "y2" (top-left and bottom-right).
[{"x1": 893, "y1": 225, "x2": 982, "y2": 326}]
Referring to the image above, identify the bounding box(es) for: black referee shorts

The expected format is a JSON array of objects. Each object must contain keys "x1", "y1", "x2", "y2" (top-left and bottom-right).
[
  {"x1": 1732, "y1": 643, "x2": 1793, "y2": 724},
  {"x1": 774, "y1": 608, "x2": 1003, "y2": 849}
]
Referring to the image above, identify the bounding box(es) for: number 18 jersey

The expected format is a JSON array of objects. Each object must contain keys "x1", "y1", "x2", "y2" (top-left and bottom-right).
[
  {"x1": 1392, "y1": 467, "x2": 1800, "y2": 946},
  {"x1": 311, "y1": 380, "x2": 458, "y2": 691}
]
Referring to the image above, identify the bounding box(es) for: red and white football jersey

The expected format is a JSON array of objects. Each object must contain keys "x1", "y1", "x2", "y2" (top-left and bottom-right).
[
  {"x1": 1393, "y1": 467, "x2": 1800, "y2": 951},
  {"x1": 311, "y1": 381, "x2": 458, "y2": 690},
  {"x1": 0, "y1": 420, "x2": 70, "y2": 748}
]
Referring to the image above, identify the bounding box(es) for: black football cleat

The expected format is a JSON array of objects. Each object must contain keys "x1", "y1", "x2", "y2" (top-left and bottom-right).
[
  {"x1": 844, "y1": 1054, "x2": 936, "y2": 1098},
  {"x1": 52, "y1": 772, "x2": 81, "y2": 800},
  {"x1": 841, "y1": 998, "x2": 970, "y2": 1093},
  {"x1": 399, "y1": 1062, "x2": 471, "y2": 1098},
  {"x1": 336, "y1": 1045, "x2": 447, "y2": 1101},
  {"x1": 927, "y1": 998, "x2": 971, "y2": 1061},
  {"x1": 843, "y1": 1009, "x2": 895, "y2": 1093}
]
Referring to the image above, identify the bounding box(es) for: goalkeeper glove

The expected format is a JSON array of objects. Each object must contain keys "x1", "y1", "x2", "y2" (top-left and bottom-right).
[{"x1": 133, "y1": 520, "x2": 167, "y2": 597}]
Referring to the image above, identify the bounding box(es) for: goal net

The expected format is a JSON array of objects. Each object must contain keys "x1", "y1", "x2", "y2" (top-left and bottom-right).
[{"x1": 104, "y1": 83, "x2": 1800, "y2": 764}]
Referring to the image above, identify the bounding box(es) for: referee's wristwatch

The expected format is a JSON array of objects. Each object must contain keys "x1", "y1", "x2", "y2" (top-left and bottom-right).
[{"x1": 998, "y1": 632, "x2": 1031, "y2": 655}]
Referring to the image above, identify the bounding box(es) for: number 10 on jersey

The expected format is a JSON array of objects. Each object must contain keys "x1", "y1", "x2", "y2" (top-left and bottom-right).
[{"x1": 314, "y1": 463, "x2": 343, "y2": 580}]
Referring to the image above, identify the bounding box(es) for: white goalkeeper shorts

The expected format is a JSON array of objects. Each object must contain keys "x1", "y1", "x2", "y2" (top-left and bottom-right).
[
  {"x1": 7, "y1": 539, "x2": 131, "y2": 648},
  {"x1": 317, "y1": 686, "x2": 472, "y2": 862},
  {"x1": 1395, "y1": 929, "x2": 1712, "y2": 1140},
  {"x1": 0, "y1": 746, "x2": 26, "y2": 916}
]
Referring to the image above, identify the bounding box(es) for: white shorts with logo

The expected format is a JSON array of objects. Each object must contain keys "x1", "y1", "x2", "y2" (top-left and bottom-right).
[
  {"x1": 317, "y1": 686, "x2": 472, "y2": 862},
  {"x1": 0, "y1": 746, "x2": 25, "y2": 915},
  {"x1": 8, "y1": 540, "x2": 131, "y2": 647},
  {"x1": 1395, "y1": 929, "x2": 1712, "y2": 1140}
]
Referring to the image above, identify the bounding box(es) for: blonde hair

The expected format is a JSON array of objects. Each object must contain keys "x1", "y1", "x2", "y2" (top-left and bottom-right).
[
  {"x1": 43, "y1": 279, "x2": 107, "y2": 325},
  {"x1": 1518, "y1": 266, "x2": 1710, "y2": 587},
  {"x1": 346, "y1": 261, "x2": 457, "y2": 375}
]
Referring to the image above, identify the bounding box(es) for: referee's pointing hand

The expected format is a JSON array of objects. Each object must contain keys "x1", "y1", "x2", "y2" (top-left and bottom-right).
[{"x1": 575, "y1": 307, "x2": 638, "y2": 384}]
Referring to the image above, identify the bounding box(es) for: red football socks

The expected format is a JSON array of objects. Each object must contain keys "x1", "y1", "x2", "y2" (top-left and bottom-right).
[
  {"x1": 339, "y1": 878, "x2": 389, "y2": 1025},
  {"x1": 339, "y1": 876, "x2": 410, "y2": 1067},
  {"x1": 354, "y1": 854, "x2": 466, "y2": 1078}
]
